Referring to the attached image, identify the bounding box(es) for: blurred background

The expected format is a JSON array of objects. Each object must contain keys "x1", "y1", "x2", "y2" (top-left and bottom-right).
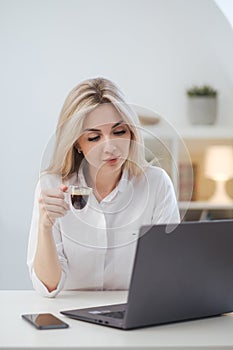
[{"x1": 0, "y1": 0, "x2": 233, "y2": 289}]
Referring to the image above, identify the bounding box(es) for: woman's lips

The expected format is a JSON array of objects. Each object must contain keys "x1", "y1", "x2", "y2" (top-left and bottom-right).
[{"x1": 104, "y1": 156, "x2": 120, "y2": 165}]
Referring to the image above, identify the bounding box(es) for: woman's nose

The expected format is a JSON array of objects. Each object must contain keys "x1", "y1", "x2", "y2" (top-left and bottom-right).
[{"x1": 102, "y1": 139, "x2": 117, "y2": 154}]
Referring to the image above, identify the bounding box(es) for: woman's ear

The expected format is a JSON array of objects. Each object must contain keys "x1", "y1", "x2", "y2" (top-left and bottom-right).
[{"x1": 75, "y1": 143, "x2": 82, "y2": 154}]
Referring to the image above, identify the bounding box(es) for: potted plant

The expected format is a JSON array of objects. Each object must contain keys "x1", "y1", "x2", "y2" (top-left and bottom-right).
[{"x1": 186, "y1": 85, "x2": 218, "y2": 125}]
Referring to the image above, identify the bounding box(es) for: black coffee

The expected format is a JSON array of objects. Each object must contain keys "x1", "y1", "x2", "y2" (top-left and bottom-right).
[{"x1": 71, "y1": 194, "x2": 89, "y2": 210}]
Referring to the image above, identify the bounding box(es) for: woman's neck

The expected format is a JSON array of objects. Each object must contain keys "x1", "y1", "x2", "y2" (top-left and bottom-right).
[{"x1": 85, "y1": 165, "x2": 122, "y2": 202}]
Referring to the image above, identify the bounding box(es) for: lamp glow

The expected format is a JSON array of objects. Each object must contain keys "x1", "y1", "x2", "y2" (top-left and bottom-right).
[{"x1": 204, "y1": 145, "x2": 233, "y2": 203}]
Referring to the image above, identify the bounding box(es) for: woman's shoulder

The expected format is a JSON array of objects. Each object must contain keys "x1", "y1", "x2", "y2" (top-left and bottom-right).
[
  {"x1": 140, "y1": 165, "x2": 173, "y2": 188},
  {"x1": 38, "y1": 172, "x2": 78, "y2": 188},
  {"x1": 143, "y1": 164, "x2": 168, "y2": 179},
  {"x1": 38, "y1": 172, "x2": 62, "y2": 189},
  {"x1": 132, "y1": 165, "x2": 167, "y2": 185}
]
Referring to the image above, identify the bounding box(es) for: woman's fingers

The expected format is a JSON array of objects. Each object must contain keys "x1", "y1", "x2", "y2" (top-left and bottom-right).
[
  {"x1": 38, "y1": 185, "x2": 70, "y2": 223},
  {"x1": 41, "y1": 188, "x2": 65, "y2": 199},
  {"x1": 41, "y1": 195, "x2": 69, "y2": 211},
  {"x1": 42, "y1": 203, "x2": 68, "y2": 216},
  {"x1": 59, "y1": 184, "x2": 68, "y2": 192}
]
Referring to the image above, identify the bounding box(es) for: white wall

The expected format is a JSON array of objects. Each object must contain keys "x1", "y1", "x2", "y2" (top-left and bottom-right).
[{"x1": 1, "y1": 0, "x2": 233, "y2": 289}]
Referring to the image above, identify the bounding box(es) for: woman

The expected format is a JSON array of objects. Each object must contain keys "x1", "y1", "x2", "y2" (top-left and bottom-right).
[{"x1": 27, "y1": 77, "x2": 180, "y2": 297}]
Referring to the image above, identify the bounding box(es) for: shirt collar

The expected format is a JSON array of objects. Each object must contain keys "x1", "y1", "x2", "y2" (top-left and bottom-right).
[{"x1": 76, "y1": 165, "x2": 130, "y2": 193}]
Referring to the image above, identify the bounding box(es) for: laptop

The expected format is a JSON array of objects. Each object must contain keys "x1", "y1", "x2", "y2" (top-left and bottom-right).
[{"x1": 60, "y1": 220, "x2": 233, "y2": 329}]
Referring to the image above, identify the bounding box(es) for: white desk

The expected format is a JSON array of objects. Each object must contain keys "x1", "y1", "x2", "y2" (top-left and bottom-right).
[{"x1": 1, "y1": 290, "x2": 233, "y2": 350}]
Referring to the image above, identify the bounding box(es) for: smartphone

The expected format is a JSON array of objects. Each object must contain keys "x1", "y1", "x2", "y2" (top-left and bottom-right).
[{"x1": 22, "y1": 313, "x2": 69, "y2": 329}]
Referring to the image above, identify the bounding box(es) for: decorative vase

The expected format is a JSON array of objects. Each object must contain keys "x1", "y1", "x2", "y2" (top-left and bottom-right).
[{"x1": 188, "y1": 96, "x2": 217, "y2": 125}]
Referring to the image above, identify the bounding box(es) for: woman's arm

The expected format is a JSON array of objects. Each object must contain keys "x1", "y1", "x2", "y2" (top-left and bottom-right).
[
  {"x1": 33, "y1": 220, "x2": 62, "y2": 292},
  {"x1": 32, "y1": 184, "x2": 69, "y2": 293},
  {"x1": 152, "y1": 169, "x2": 180, "y2": 224}
]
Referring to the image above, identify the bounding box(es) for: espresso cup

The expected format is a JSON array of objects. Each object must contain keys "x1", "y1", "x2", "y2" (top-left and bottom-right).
[{"x1": 68, "y1": 186, "x2": 92, "y2": 210}]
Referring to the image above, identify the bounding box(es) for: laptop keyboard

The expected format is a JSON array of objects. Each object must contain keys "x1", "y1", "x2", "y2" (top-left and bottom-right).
[{"x1": 100, "y1": 310, "x2": 125, "y2": 319}]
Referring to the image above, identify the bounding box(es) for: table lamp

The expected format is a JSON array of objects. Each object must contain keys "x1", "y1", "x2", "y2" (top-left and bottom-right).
[{"x1": 204, "y1": 145, "x2": 233, "y2": 203}]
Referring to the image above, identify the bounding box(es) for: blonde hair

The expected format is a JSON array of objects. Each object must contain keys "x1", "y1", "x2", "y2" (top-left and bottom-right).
[{"x1": 46, "y1": 77, "x2": 148, "y2": 180}]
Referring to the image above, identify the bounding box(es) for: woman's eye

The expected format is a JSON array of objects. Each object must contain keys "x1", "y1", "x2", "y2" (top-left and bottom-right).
[
  {"x1": 113, "y1": 129, "x2": 126, "y2": 135},
  {"x1": 88, "y1": 135, "x2": 100, "y2": 142}
]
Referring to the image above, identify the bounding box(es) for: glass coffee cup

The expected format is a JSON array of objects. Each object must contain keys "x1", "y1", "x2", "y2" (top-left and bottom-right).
[{"x1": 68, "y1": 186, "x2": 92, "y2": 210}]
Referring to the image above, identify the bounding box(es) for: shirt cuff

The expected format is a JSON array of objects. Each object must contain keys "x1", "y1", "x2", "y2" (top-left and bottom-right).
[{"x1": 31, "y1": 268, "x2": 66, "y2": 298}]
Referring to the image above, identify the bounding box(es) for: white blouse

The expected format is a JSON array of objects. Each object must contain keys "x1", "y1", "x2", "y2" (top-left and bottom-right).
[{"x1": 27, "y1": 165, "x2": 180, "y2": 297}]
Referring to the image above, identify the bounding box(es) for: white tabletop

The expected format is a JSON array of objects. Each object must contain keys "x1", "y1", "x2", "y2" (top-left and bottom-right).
[{"x1": 1, "y1": 290, "x2": 233, "y2": 350}]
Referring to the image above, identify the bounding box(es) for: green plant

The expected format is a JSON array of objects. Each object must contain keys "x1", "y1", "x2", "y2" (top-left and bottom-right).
[{"x1": 187, "y1": 85, "x2": 217, "y2": 97}]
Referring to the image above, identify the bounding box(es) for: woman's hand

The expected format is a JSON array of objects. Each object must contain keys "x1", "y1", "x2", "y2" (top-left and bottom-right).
[{"x1": 38, "y1": 184, "x2": 70, "y2": 228}]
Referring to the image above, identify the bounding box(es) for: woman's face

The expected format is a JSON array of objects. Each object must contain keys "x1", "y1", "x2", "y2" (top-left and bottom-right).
[{"x1": 77, "y1": 104, "x2": 132, "y2": 175}]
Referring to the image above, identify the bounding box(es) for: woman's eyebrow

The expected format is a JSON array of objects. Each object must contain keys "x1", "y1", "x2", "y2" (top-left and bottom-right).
[
  {"x1": 111, "y1": 120, "x2": 124, "y2": 129},
  {"x1": 83, "y1": 120, "x2": 124, "y2": 132}
]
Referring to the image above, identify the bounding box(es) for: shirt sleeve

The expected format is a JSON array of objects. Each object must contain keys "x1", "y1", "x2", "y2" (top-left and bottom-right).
[
  {"x1": 27, "y1": 180, "x2": 68, "y2": 298},
  {"x1": 152, "y1": 169, "x2": 180, "y2": 225}
]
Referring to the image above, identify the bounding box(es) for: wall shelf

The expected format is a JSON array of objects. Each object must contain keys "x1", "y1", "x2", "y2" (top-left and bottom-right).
[
  {"x1": 179, "y1": 201, "x2": 233, "y2": 210},
  {"x1": 142, "y1": 123, "x2": 233, "y2": 221}
]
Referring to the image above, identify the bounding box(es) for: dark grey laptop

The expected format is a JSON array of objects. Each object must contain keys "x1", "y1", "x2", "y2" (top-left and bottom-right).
[{"x1": 60, "y1": 220, "x2": 233, "y2": 329}]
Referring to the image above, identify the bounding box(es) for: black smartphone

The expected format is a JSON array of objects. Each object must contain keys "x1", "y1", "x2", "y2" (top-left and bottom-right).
[{"x1": 22, "y1": 313, "x2": 69, "y2": 330}]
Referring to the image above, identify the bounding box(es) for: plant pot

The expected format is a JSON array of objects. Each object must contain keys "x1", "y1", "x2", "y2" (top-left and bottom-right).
[{"x1": 188, "y1": 96, "x2": 217, "y2": 125}]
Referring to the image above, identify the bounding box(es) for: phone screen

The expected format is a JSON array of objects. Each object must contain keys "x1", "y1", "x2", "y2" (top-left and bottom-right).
[{"x1": 22, "y1": 313, "x2": 69, "y2": 329}]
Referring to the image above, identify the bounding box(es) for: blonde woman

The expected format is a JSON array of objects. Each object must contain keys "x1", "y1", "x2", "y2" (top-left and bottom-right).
[{"x1": 27, "y1": 77, "x2": 180, "y2": 297}]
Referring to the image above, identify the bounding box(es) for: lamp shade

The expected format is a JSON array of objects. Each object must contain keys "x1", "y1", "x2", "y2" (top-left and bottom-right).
[{"x1": 204, "y1": 145, "x2": 233, "y2": 181}]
